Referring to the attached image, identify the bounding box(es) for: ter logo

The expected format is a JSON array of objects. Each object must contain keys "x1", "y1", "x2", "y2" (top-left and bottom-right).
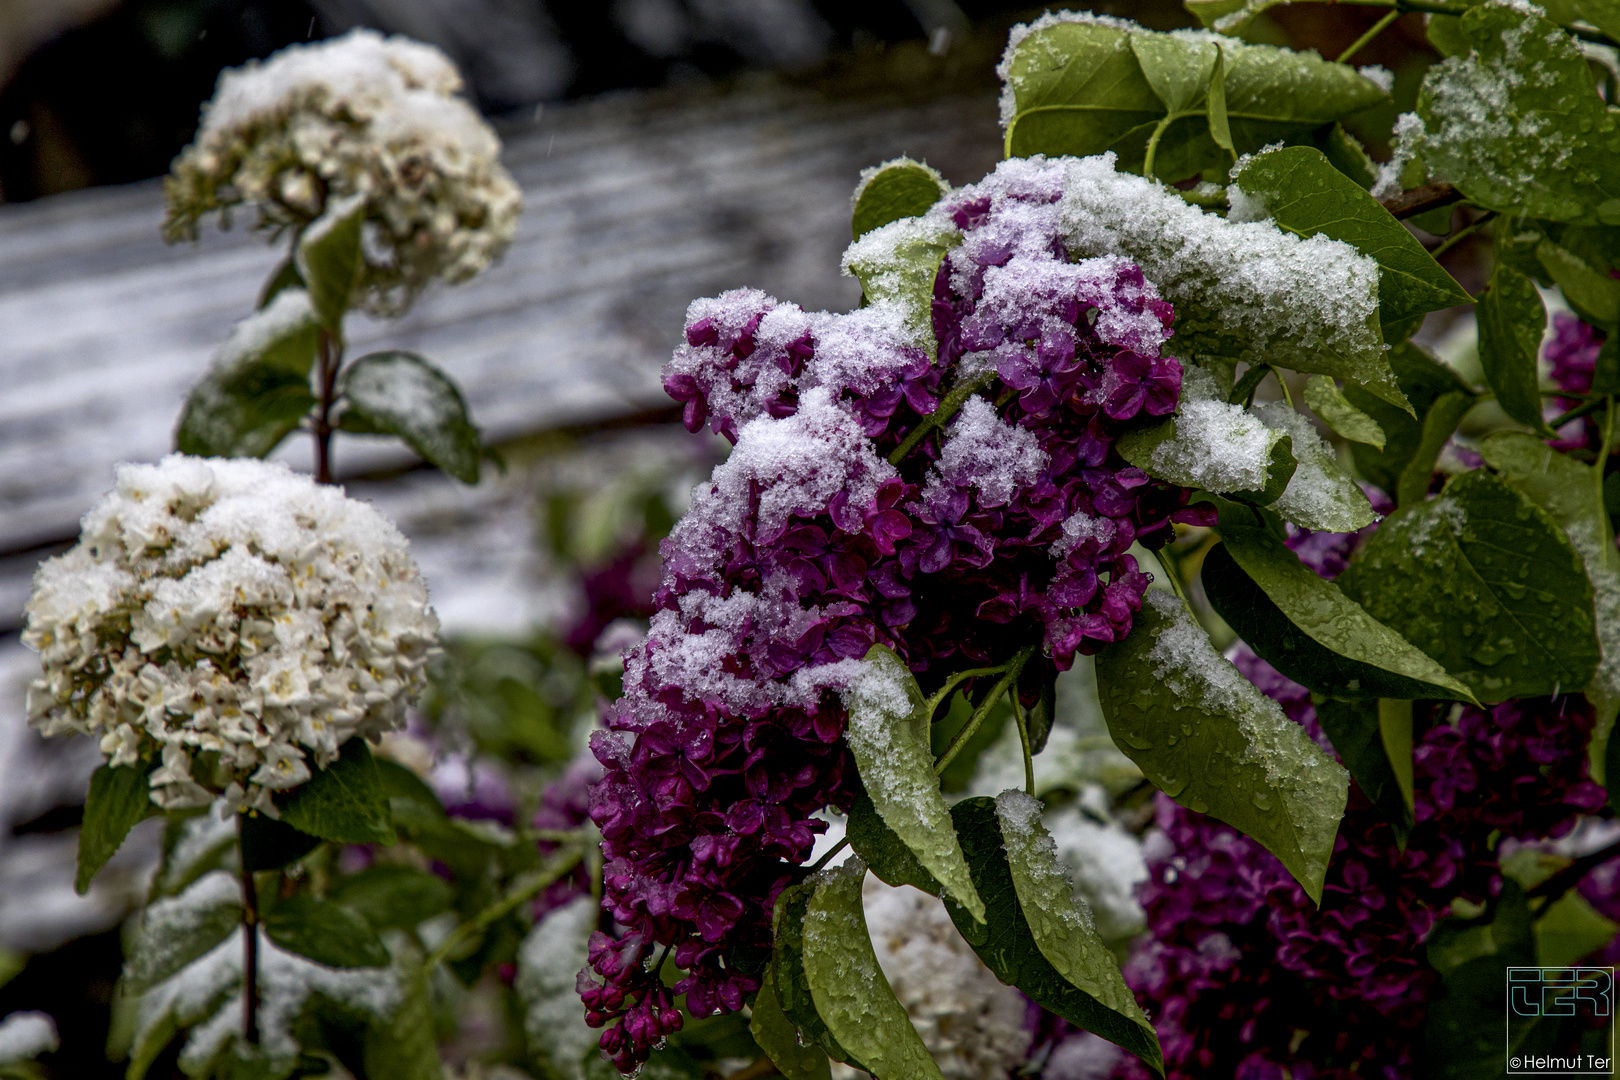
[{"x1": 1510, "y1": 968, "x2": 1613, "y2": 1017}]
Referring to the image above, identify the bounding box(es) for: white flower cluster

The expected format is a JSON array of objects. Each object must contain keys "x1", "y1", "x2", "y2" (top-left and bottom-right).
[
  {"x1": 24, "y1": 455, "x2": 439, "y2": 814},
  {"x1": 165, "y1": 28, "x2": 522, "y2": 315}
]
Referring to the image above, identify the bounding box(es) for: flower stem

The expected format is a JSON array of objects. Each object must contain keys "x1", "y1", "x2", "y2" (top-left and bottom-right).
[
  {"x1": 1335, "y1": 8, "x2": 1400, "y2": 63},
  {"x1": 1552, "y1": 398, "x2": 1607, "y2": 430},
  {"x1": 888, "y1": 368, "x2": 997, "y2": 466},
  {"x1": 808, "y1": 837, "x2": 850, "y2": 873},
  {"x1": 934, "y1": 644, "x2": 1035, "y2": 776},
  {"x1": 236, "y1": 815, "x2": 260, "y2": 1045},
  {"x1": 1008, "y1": 689, "x2": 1035, "y2": 795},
  {"x1": 924, "y1": 663, "x2": 1013, "y2": 723},
  {"x1": 1427, "y1": 211, "x2": 1497, "y2": 260},
  {"x1": 313, "y1": 328, "x2": 342, "y2": 484},
  {"x1": 1142, "y1": 114, "x2": 1177, "y2": 182},
  {"x1": 423, "y1": 846, "x2": 583, "y2": 972}
]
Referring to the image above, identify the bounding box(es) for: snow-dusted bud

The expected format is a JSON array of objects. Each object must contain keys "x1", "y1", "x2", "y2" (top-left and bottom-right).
[{"x1": 23, "y1": 455, "x2": 439, "y2": 815}]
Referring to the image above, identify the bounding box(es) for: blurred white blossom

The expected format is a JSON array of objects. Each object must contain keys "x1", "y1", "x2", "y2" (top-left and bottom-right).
[
  {"x1": 165, "y1": 28, "x2": 522, "y2": 315},
  {"x1": 24, "y1": 455, "x2": 438, "y2": 814}
]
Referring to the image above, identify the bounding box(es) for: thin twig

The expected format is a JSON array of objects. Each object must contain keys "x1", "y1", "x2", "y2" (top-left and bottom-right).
[
  {"x1": 924, "y1": 663, "x2": 1013, "y2": 724},
  {"x1": 1336, "y1": 8, "x2": 1401, "y2": 63},
  {"x1": 1380, "y1": 183, "x2": 1464, "y2": 220},
  {"x1": 1008, "y1": 689, "x2": 1035, "y2": 796},
  {"x1": 1527, "y1": 837, "x2": 1620, "y2": 904},
  {"x1": 1551, "y1": 398, "x2": 1607, "y2": 430},
  {"x1": 236, "y1": 815, "x2": 261, "y2": 1045},
  {"x1": 934, "y1": 645, "x2": 1035, "y2": 776},
  {"x1": 312, "y1": 329, "x2": 341, "y2": 485},
  {"x1": 808, "y1": 837, "x2": 850, "y2": 873},
  {"x1": 1427, "y1": 211, "x2": 1497, "y2": 260},
  {"x1": 889, "y1": 369, "x2": 997, "y2": 466},
  {"x1": 423, "y1": 846, "x2": 584, "y2": 972}
]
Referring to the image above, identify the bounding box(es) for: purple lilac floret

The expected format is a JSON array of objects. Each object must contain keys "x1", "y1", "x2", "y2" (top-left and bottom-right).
[
  {"x1": 1545, "y1": 312, "x2": 1607, "y2": 451},
  {"x1": 587, "y1": 161, "x2": 1210, "y2": 1071},
  {"x1": 1114, "y1": 647, "x2": 1605, "y2": 1080}
]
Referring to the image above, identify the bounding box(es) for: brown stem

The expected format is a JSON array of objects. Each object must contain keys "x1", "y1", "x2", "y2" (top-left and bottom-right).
[
  {"x1": 1380, "y1": 182, "x2": 1464, "y2": 221},
  {"x1": 237, "y1": 815, "x2": 261, "y2": 1045},
  {"x1": 313, "y1": 329, "x2": 341, "y2": 485},
  {"x1": 1527, "y1": 837, "x2": 1620, "y2": 904}
]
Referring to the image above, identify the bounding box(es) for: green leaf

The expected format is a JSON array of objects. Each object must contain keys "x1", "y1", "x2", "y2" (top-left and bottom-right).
[
  {"x1": 1201, "y1": 523, "x2": 1476, "y2": 702},
  {"x1": 851, "y1": 159, "x2": 949, "y2": 240},
  {"x1": 277, "y1": 738, "x2": 395, "y2": 846},
  {"x1": 1303, "y1": 375, "x2": 1384, "y2": 448},
  {"x1": 1313, "y1": 698, "x2": 1413, "y2": 840},
  {"x1": 1230, "y1": 146, "x2": 1472, "y2": 326},
  {"x1": 1536, "y1": 891, "x2": 1618, "y2": 968},
  {"x1": 337, "y1": 351, "x2": 485, "y2": 484},
  {"x1": 1003, "y1": 18, "x2": 1386, "y2": 180},
  {"x1": 1415, "y1": 4, "x2": 1620, "y2": 225},
  {"x1": 1313, "y1": 123, "x2": 1377, "y2": 189},
  {"x1": 1248, "y1": 401, "x2": 1374, "y2": 532},
  {"x1": 802, "y1": 859, "x2": 945, "y2": 1080},
  {"x1": 1479, "y1": 431, "x2": 1620, "y2": 774},
  {"x1": 841, "y1": 645, "x2": 985, "y2": 922},
  {"x1": 257, "y1": 258, "x2": 305, "y2": 310},
  {"x1": 1094, "y1": 593, "x2": 1348, "y2": 902},
  {"x1": 175, "y1": 289, "x2": 321, "y2": 459},
  {"x1": 1377, "y1": 698, "x2": 1415, "y2": 814},
  {"x1": 239, "y1": 813, "x2": 322, "y2": 872},
  {"x1": 1538, "y1": 238, "x2": 1620, "y2": 325},
  {"x1": 944, "y1": 798, "x2": 1162, "y2": 1075},
  {"x1": 751, "y1": 969, "x2": 832, "y2": 1080},
  {"x1": 1184, "y1": 0, "x2": 1284, "y2": 34},
  {"x1": 363, "y1": 961, "x2": 444, "y2": 1080},
  {"x1": 517, "y1": 894, "x2": 599, "y2": 1080},
  {"x1": 1424, "y1": 883, "x2": 1549, "y2": 1079},
  {"x1": 843, "y1": 219, "x2": 958, "y2": 360},
  {"x1": 326, "y1": 866, "x2": 453, "y2": 931},
  {"x1": 1344, "y1": 341, "x2": 1474, "y2": 497},
  {"x1": 1478, "y1": 264, "x2": 1552, "y2": 435},
  {"x1": 1394, "y1": 390, "x2": 1476, "y2": 508},
  {"x1": 77, "y1": 758, "x2": 157, "y2": 893},
  {"x1": 295, "y1": 192, "x2": 366, "y2": 331},
  {"x1": 1205, "y1": 45, "x2": 1233, "y2": 154},
  {"x1": 123, "y1": 872, "x2": 243, "y2": 994},
  {"x1": 1337, "y1": 469, "x2": 1602, "y2": 702},
  {"x1": 770, "y1": 884, "x2": 863, "y2": 1071},
  {"x1": 1021, "y1": 666, "x2": 1059, "y2": 755},
  {"x1": 1227, "y1": 364, "x2": 1272, "y2": 407},
  {"x1": 845, "y1": 790, "x2": 943, "y2": 895},
  {"x1": 263, "y1": 895, "x2": 390, "y2": 968}
]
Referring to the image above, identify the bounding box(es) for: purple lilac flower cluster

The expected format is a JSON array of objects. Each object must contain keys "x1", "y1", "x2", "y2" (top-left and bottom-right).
[
  {"x1": 583, "y1": 163, "x2": 1210, "y2": 1070},
  {"x1": 1545, "y1": 312, "x2": 1607, "y2": 451},
  {"x1": 1114, "y1": 645, "x2": 1605, "y2": 1079}
]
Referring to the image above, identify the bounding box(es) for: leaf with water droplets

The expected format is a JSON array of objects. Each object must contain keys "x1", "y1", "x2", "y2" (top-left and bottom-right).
[
  {"x1": 770, "y1": 883, "x2": 864, "y2": 1073},
  {"x1": 942, "y1": 798, "x2": 1163, "y2": 1076},
  {"x1": 1477, "y1": 265, "x2": 1552, "y2": 437},
  {"x1": 752, "y1": 967, "x2": 832, "y2": 1080},
  {"x1": 1303, "y1": 375, "x2": 1385, "y2": 449},
  {"x1": 1337, "y1": 469, "x2": 1601, "y2": 703},
  {"x1": 801, "y1": 859, "x2": 943, "y2": 1080},
  {"x1": 1094, "y1": 593, "x2": 1348, "y2": 903}
]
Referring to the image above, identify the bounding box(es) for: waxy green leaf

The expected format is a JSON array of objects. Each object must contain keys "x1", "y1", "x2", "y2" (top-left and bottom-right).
[
  {"x1": 770, "y1": 883, "x2": 862, "y2": 1071},
  {"x1": 1337, "y1": 469, "x2": 1601, "y2": 703},
  {"x1": 1395, "y1": 390, "x2": 1476, "y2": 508},
  {"x1": 1202, "y1": 521, "x2": 1475, "y2": 702},
  {"x1": 1477, "y1": 264, "x2": 1552, "y2": 436},
  {"x1": 263, "y1": 894, "x2": 391, "y2": 968},
  {"x1": 295, "y1": 192, "x2": 366, "y2": 330},
  {"x1": 845, "y1": 790, "x2": 943, "y2": 895},
  {"x1": 77, "y1": 757, "x2": 157, "y2": 893},
  {"x1": 278, "y1": 738, "x2": 395, "y2": 846},
  {"x1": 175, "y1": 289, "x2": 321, "y2": 459},
  {"x1": 1480, "y1": 432, "x2": 1620, "y2": 772},
  {"x1": 1536, "y1": 891, "x2": 1619, "y2": 969},
  {"x1": 851, "y1": 158, "x2": 949, "y2": 240},
  {"x1": 1537, "y1": 238, "x2": 1620, "y2": 325},
  {"x1": 1416, "y1": 4, "x2": 1620, "y2": 225},
  {"x1": 338, "y1": 351, "x2": 485, "y2": 484},
  {"x1": 1095, "y1": 594, "x2": 1348, "y2": 902},
  {"x1": 239, "y1": 813, "x2": 322, "y2": 872},
  {"x1": 1377, "y1": 698, "x2": 1416, "y2": 814},
  {"x1": 1343, "y1": 341, "x2": 1475, "y2": 498},
  {"x1": 802, "y1": 859, "x2": 944, "y2": 1080},
  {"x1": 1249, "y1": 401, "x2": 1374, "y2": 532},
  {"x1": 1230, "y1": 146, "x2": 1471, "y2": 326},
  {"x1": 842, "y1": 645, "x2": 984, "y2": 922},
  {"x1": 943, "y1": 798, "x2": 1163, "y2": 1075},
  {"x1": 752, "y1": 969, "x2": 832, "y2": 1080},
  {"x1": 1001, "y1": 18, "x2": 1385, "y2": 178},
  {"x1": 327, "y1": 866, "x2": 453, "y2": 930},
  {"x1": 1425, "y1": 883, "x2": 1546, "y2": 1078},
  {"x1": 1303, "y1": 375, "x2": 1384, "y2": 449}
]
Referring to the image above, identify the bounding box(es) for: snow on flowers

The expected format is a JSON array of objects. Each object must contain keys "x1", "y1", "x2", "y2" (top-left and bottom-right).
[{"x1": 24, "y1": 455, "x2": 438, "y2": 814}]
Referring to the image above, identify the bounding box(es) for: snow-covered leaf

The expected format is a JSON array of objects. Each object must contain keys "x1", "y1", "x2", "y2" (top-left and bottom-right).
[
  {"x1": 1338, "y1": 469, "x2": 1601, "y2": 703},
  {"x1": 517, "y1": 894, "x2": 598, "y2": 1080},
  {"x1": 842, "y1": 218, "x2": 958, "y2": 360},
  {"x1": 295, "y1": 192, "x2": 366, "y2": 330},
  {"x1": 1094, "y1": 593, "x2": 1348, "y2": 903},
  {"x1": 846, "y1": 790, "x2": 943, "y2": 895},
  {"x1": 851, "y1": 158, "x2": 949, "y2": 240},
  {"x1": 802, "y1": 858, "x2": 944, "y2": 1080},
  {"x1": 1249, "y1": 401, "x2": 1374, "y2": 532},
  {"x1": 841, "y1": 645, "x2": 985, "y2": 923},
  {"x1": 175, "y1": 289, "x2": 320, "y2": 459},
  {"x1": 1115, "y1": 381, "x2": 1296, "y2": 503},
  {"x1": 337, "y1": 351, "x2": 485, "y2": 484},
  {"x1": 124, "y1": 870, "x2": 243, "y2": 995},
  {"x1": 942, "y1": 797, "x2": 1162, "y2": 1076}
]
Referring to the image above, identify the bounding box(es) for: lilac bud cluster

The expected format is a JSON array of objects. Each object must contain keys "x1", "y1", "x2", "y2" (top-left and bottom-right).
[
  {"x1": 584, "y1": 164, "x2": 1209, "y2": 1070},
  {"x1": 1115, "y1": 647, "x2": 1605, "y2": 1080}
]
